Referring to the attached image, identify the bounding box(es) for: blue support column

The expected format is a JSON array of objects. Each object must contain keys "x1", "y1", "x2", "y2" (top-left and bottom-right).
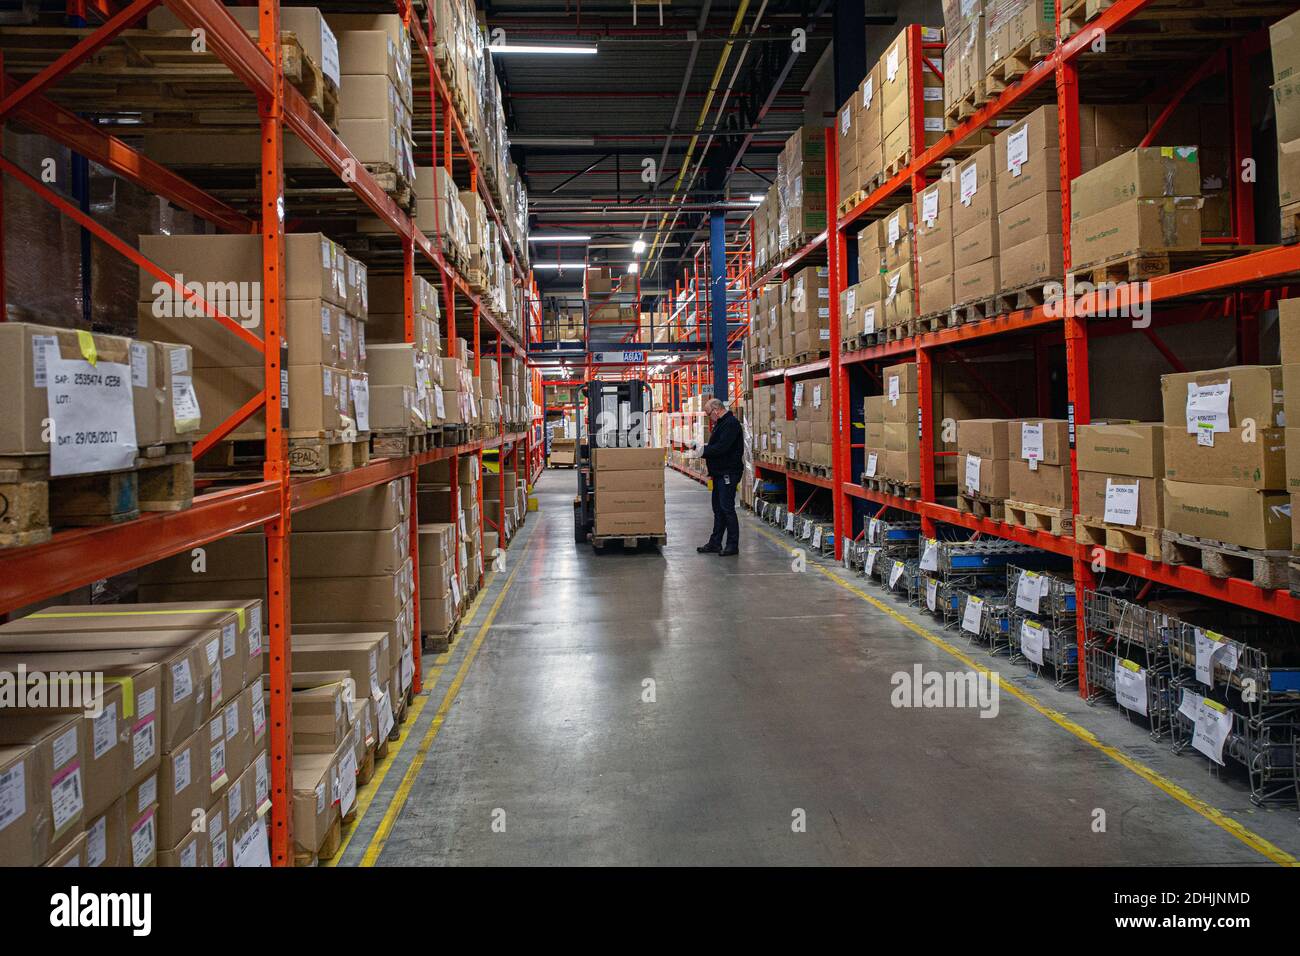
[{"x1": 709, "y1": 210, "x2": 728, "y2": 403}]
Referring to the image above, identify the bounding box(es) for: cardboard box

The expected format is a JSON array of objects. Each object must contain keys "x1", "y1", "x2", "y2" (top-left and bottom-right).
[
  {"x1": 292, "y1": 479, "x2": 407, "y2": 532},
  {"x1": 953, "y1": 145, "x2": 996, "y2": 236},
  {"x1": 1078, "y1": 472, "x2": 1163, "y2": 527},
  {"x1": 960, "y1": 452, "x2": 1010, "y2": 498},
  {"x1": 998, "y1": 233, "x2": 1063, "y2": 289},
  {"x1": 998, "y1": 190, "x2": 1063, "y2": 253},
  {"x1": 919, "y1": 275, "x2": 955, "y2": 313},
  {"x1": 1281, "y1": 299, "x2": 1300, "y2": 364},
  {"x1": 0, "y1": 714, "x2": 85, "y2": 864},
  {"x1": 157, "y1": 718, "x2": 217, "y2": 849},
  {"x1": 292, "y1": 750, "x2": 339, "y2": 859},
  {"x1": 958, "y1": 419, "x2": 1013, "y2": 461},
  {"x1": 591, "y1": 447, "x2": 665, "y2": 471},
  {"x1": 1009, "y1": 459, "x2": 1073, "y2": 509},
  {"x1": 864, "y1": 396, "x2": 886, "y2": 423},
  {"x1": 1163, "y1": 426, "x2": 1286, "y2": 489},
  {"x1": 994, "y1": 106, "x2": 1059, "y2": 211},
  {"x1": 1162, "y1": 365, "x2": 1285, "y2": 430},
  {"x1": 953, "y1": 257, "x2": 1001, "y2": 302},
  {"x1": 1069, "y1": 148, "x2": 1202, "y2": 223},
  {"x1": 594, "y1": 511, "x2": 666, "y2": 536},
  {"x1": 1071, "y1": 199, "x2": 1201, "y2": 268},
  {"x1": 953, "y1": 220, "x2": 998, "y2": 270},
  {"x1": 1077, "y1": 423, "x2": 1164, "y2": 477},
  {"x1": 1162, "y1": 480, "x2": 1291, "y2": 550},
  {"x1": 883, "y1": 362, "x2": 918, "y2": 396},
  {"x1": 1010, "y1": 419, "x2": 1070, "y2": 465},
  {"x1": 290, "y1": 633, "x2": 390, "y2": 702}
]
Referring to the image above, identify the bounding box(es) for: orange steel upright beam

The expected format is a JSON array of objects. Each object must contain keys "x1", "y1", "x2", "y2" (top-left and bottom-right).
[
  {"x1": 909, "y1": 26, "x2": 938, "y2": 538},
  {"x1": 256, "y1": 0, "x2": 292, "y2": 867},
  {"x1": 825, "y1": 126, "x2": 846, "y2": 559},
  {"x1": 1056, "y1": 18, "x2": 1093, "y2": 699}
]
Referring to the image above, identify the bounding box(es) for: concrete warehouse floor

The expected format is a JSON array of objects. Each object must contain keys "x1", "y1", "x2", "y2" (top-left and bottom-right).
[{"x1": 341, "y1": 471, "x2": 1300, "y2": 866}]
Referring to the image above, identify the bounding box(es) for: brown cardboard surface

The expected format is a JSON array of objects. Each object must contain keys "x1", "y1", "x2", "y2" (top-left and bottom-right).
[
  {"x1": 293, "y1": 479, "x2": 406, "y2": 532},
  {"x1": 1163, "y1": 426, "x2": 1286, "y2": 490},
  {"x1": 1160, "y1": 365, "x2": 1285, "y2": 429},
  {"x1": 960, "y1": 452, "x2": 1009, "y2": 498},
  {"x1": 1077, "y1": 423, "x2": 1164, "y2": 477},
  {"x1": 953, "y1": 257, "x2": 1001, "y2": 302},
  {"x1": 1078, "y1": 472, "x2": 1163, "y2": 527},
  {"x1": 953, "y1": 220, "x2": 999, "y2": 269},
  {"x1": 953, "y1": 145, "x2": 997, "y2": 236},
  {"x1": 1162, "y1": 480, "x2": 1291, "y2": 551},
  {"x1": 994, "y1": 105, "x2": 1059, "y2": 211},
  {"x1": 592, "y1": 447, "x2": 666, "y2": 471},
  {"x1": 919, "y1": 275, "x2": 955, "y2": 313},
  {"x1": 998, "y1": 233, "x2": 1063, "y2": 289},
  {"x1": 1009, "y1": 460, "x2": 1073, "y2": 509},
  {"x1": 958, "y1": 419, "x2": 1013, "y2": 460},
  {"x1": 1281, "y1": 299, "x2": 1300, "y2": 364},
  {"x1": 1070, "y1": 199, "x2": 1201, "y2": 268},
  {"x1": 998, "y1": 190, "x2": 1063, "y2": 252},
  {"x1": 1010, "y1": 419, "x2": 1070, "y2": 465},
  {"x1": 1069, "y1": 148, "x2": 1202, "y2": 223},
  {"x1": 594, "y1": 511, "x2": 667, "y2": 536},
  {"x1": 597, "y1": 488, "x2": 667, "y2": 515}
]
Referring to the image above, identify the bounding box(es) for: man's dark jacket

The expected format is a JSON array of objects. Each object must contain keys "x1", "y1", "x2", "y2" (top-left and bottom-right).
[{"x1": 701, "y1": 411, "x2": 744, "y2": 477}]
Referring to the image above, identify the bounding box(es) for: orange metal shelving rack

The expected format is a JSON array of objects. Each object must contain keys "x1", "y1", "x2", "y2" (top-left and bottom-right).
[
  {"x1": 0, "y1": 0, "x2": 536, "y2": 865},
  {"x1": 745, "y1": 2, "x2": 1300, "y2": 700}
]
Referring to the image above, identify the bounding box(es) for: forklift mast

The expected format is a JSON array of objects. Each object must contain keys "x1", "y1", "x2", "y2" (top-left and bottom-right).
[{"x1": 574, "y1": 380, "x2": 653, "y2": 542}]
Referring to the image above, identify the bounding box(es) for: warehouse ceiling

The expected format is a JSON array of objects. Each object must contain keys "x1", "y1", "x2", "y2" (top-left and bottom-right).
[{"x1": 484, "y1": 0, "x2": 836, "y2": 301}]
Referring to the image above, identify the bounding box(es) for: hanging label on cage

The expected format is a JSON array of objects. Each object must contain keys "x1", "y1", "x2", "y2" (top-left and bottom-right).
[
  {"x1": 959, "y1": 163, "x2": 978, "y2": 206},
  {"x1": 1006, "y1": 125, "x2": 1028, "y2": 176},
  {"x1": 920, "y1": 538, "x2": 939, "y2": 571},
  {"x1": 921, "y1": 187, "x2": 939, "y2": 226},
  {"x1": 812, "y1": 526, "x2": 823, "y2": 549},
  {"x1": 1015, "y1": 570, "x2": 1045, "y2": 613},
  {"x1": 1182, "y1": 690, "x2": 1231, "y2": 766},
  {"x1": 865, "y1": 548, "x2": 880, "y2": 576},
  {"x1": 925, "y1": 578, "x2": 938, "y2": 611},
  {"x1": 1113, "y1": 659, "x2": 1148, "y2": 716},
  {"x1": 888, "y1": 375, "x2": 900, "y2": 403},
  {"x1": 44, "y1": 349, "x2": 138, "y2": 478},
  {"x1": 868, "y1": 516, "x2": 882, "y2": 543},
  {"x1": 1103, "y1": 479, "x2": 1140, "y2": 526},
  {"x1": 866, "y1": 452, "x2": 879, "y2": 477},
  {"x1": 1185, "y1": 380, "x2": 1230, "y2": 434},
  {"x1": 1020, "y1": 619, "x2": 1045, "y2": 665},
  {"x1": 961, "y1": 595, "x2": 984, "y2": 635},
  {"x1": 1194, "y1": 628, "x2": 1239, "y2": 687},
  {"x1": 1020, "y1": 422, "x2": 1042, "y2": 462},
  {"x1": 785, "y1": 512, "x2": 795, "y2": 532},
  {"x1": 889, "y1": 560, "x2": 905, "y2": 590},
  {"x1": 964, "y1": 453, "x2": 981, "y2": 494}
]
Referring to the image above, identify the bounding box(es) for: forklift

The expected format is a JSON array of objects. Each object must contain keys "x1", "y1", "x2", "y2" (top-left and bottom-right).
[{"x1": 573, "y1": 379, "x2": 654, "y2": 544}]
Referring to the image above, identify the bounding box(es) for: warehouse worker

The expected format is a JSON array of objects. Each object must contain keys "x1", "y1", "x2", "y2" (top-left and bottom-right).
[{"x1": 696, "y1": 398, "x2": 744, "y2": 556}]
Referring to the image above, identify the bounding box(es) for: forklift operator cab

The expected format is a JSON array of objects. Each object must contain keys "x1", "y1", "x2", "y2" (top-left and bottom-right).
[{"x1": 574, "y1": 380, "x2": 653, "y2": 543}]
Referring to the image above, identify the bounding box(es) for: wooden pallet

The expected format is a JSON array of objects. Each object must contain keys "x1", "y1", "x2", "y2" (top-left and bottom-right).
[
  {"x1": 1282, "y1": 201, "x2": 1300, "y2": 244},
  {"x1": 957, "y1": 492, "x2": 1004, "y2": 521},
  {"x1": 1068, "y1": 247, "x2": 1247, "y2": 286},
  {"x1": 837, "y1": 191, "x2": 869, "y2": 218},
  {"x1": 1289, "y1": 559, "x2": 1300, "y2": 596},
  {"x1": 1002, "y1": 499, "x2": 1073, "y2": 537},
  {"x1": 1060, "y1": 0, "x2": 1093, "y2": 36},
  {"x1": 861, "y1": 476, "x2": 920, "y2": 499},
  {"x1": 987, "y1": 34, "x2": 1054, "y2": 86},
  {"x1": 789, "y1": 349, "x2": 829, "y2": 366},
  {"x1": 295, "y1": 817, "x2": 342, "y2": 867},
  {"x1": 949, "y1": 292, "x2": 1016, "y2": 326},
  {"x1": 911, "y1": 310, "x2": 951, "y2": 336},
  {"x1": 1160, "y1": 531, "x2": 1289, "y2": 589},
  {"x1": 0, "y1": 27, "x2": 338, "y2": 128},
  {"x1": 1074, "y1": 516, "x2": 1160, "y2": 560},
  {"x1": 592, "y1": 532, "x2": 667, "y2": 550},
  {"x1": 369, "y1": 429, "x2": 433, "y2": 459},
  {"x1": 944, "y1": 80, "x2": 987, "y2": 125},
  {"x1": 0, "y1": 443, "x2": 194, "y2": 550},
  {"x1": 791, "y1": 462, "x2": 833, "y2": 479}
]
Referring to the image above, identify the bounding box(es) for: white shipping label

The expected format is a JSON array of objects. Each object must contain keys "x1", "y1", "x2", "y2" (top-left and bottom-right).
[
  {"x1": 130, "y1": 343, "x2": 150, "y2": 387},
  {"x1": 1197, "y1": 424, "x2": 1215, "y2": 447},
  {"x1": 53, "y1": 728, "x2": 78, "y2": 770},
  {"x1": 51, "y1": 765, "x2": 84, "y2": 832},
  {"x1": 1020, "y1": 620, "x2": 1045, "y2": 665},
  {"x1": 865, "y1": 548, "x2": 880, "y2": 576},
  {"x1": 1015, "y1": 570, "x2": 1045, "y2": 613},
  {"x1": 233, "y1": 819, "x2": 271, "y2": 868},
  {"x1": 1114, "y1": 660, "x2": 1148, "y2": 716},
  {"x1": 1104, "y1": 479, "x2": 1140, "y2": 526},
  {"x1": 248, "y1": 605, "x2": 262, "y2": 658},
  {"x1": 866, "y1": 452, "x2": 879, "y2": 477},
  {"x1": 840, "y1": 105, "x2": 851, "y2": 135},
  {"x1": 350, "y1": 376, "x2": 371, "y2": 431},
  {"x1": 794, "y1": 383, "x2": 805, "y2": 407},
  {"x1": 886, "y1": 46, "x2": 899, "y2": 81},
  {"x1": 1020, "y1": 422, "x2": 1043, "y2": 461},
  {"x1": 0, "y1": 764, "x2": 26, "y2": 834},
  {"x1": 132, "y1": 716, "x2": 156, "y2": 769},
  {"x1": 221, "y1": 622, "x2": 237, "y2": 661},
  {"x1": 1182, "y1": 690, "x2": 1232, "y2": 765},
  {"x1": 959, "y1": 163, "x2": 978, "y2": 206},
  {"x1": 171, "y1": 375, "x2": 201, "y2": 433},
  {"x1": 1194, "y1": 629, "x2": 1239, "y2": 687},
  {"x1": 920, "y1": 538, "x2": 939, "y2": 571},
  {"x1": 88, "y1": 815, "x2": 108, "y2": 867},
  {"x1": 846, "y1": 288, "x2": 857, "y2": 314},
  {"x1": 889, "y1": 560, "x2": 906, "y2": 590},
  {"x1": 434, "y1": 385, "x2": 446, "y2": 419},
  {"x1": 377, "y1": 691, "x2": 395, "y2": 741},
  {"x1": 1185, "y1": 380, "x2": 1231, "y2": 434},
  {"x1": 813, "y1": 384, "x2": 824, "y2": 409},
  {"x1": 921, "y1": 187, "x2": 939, "y2": 225},
  {"x1": 1007, "y1": 125, "x2": 1029, "y2": 174},
  {"x1": 319, "y1": 22, "x2": 341, "y2": 88},
  {"x1": 92, "y1": 703, "x2": 118, "y2": 760},
  {"x1": 130, "y1": 812, "x2": 156, "y2": 867},
  {"x1": 173, "y1": 749, "x2": 191, "y2": 795},
  {"x1": 864, "y1": 305, "x2": 876, "y2": 333},
  {"x1": 961, "y1": 596, "x2": 984, "y2": 635},
  {"x1": 964, "y1": 453, "x2": 981, "y2": 493},
  {"x1": 169, "y1": 348, "x2": 188, "y2": 376},
  {"x1": 888, "y1": 213, "x2": 901, "y2": 246},
  {"x1": 888, "y1": 375, "x2": 900, "y2": 402},
  {"x1": 862, "y1": 75, "x2": 874, "y2": 107},
  {"x1": 812, "y1": 527, "x2": 823, "y2": 549},
  {"x1": 887, "y1": 273, "x2": 900, "y2": 301},
  {"x1": 31, "y1": 334, "x2": 57, "y2": 387},
  {"x1": 337, "y1": 747, "x2": 358, "y2": 815},
  {"x1": 44, "y1": 352, "x2": 137, "y2": 477},
  {"x1": 925, "y1": 578, "x2": 938, "y2": 611}
]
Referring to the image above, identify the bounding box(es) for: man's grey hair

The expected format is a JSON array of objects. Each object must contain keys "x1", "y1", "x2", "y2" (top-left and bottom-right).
[{"x1": 704, "y1": 398, "x2": 726, "y2": 413}]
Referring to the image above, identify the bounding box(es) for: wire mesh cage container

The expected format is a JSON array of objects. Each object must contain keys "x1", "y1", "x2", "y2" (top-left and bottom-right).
[
  {"x1": 842, "y1": 537, "x2": 867, "y2": 571},
  {"x1": 1162, "y1": 618, "x2": 1300, "y2": 721},
  {"x1": 1007, "y1": 608, "x2": 1079, "y2": 690},
  {"x1": 879, "y1": 556, "x2": 918, "y2": 601},
  {"x1": 1085, "y1": 640, "x2": 1175, "y2": 740},
  {"x1": 955, "y1": 589, "x2": 1009, "y2": 648},
  {"x1": 920, "y1": 574, "x2": 963, "y2": 627}
]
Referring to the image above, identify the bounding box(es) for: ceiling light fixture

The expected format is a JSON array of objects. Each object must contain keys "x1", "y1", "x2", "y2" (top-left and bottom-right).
[
  {"x1": 488, "y1": 43, "x2": 597, "y2": 55},
  {"x1": 632, "y1": 238, "x2": 646, "y2": 254},
  {"x1": 528, "y1": 234, "x2": 591, "y2": 242},
  {"x1": 532, "y1": 262, "x2": 588, "y2": 270}
]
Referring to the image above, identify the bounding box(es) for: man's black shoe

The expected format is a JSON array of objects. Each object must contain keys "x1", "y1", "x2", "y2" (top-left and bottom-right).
[
  {"x1": 697, "y1": 543, "x2": 722, "y2": 553},
  {"x1": 718, "y1": 548, "x2": 739, "y2": 557}
]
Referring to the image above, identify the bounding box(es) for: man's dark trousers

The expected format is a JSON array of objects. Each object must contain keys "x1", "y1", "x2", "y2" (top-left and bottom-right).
[{"x1": 708, "y1": 471, "x2": 741, "y2": 550}]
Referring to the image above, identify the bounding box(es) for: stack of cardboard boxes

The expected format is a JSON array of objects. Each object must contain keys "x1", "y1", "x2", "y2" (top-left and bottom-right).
[
  {"x1": 1008, "y1": 418, "x2": 1073, "y2": 515},
  {"x1": 1069, "y1": 148, "x2": 1202, "y2": 270},
  {"x1": 137, "y1": 233, "x2": 369, "y2": 446},
  {"x1": 916, "y1": 178, "x2": 955, "y2": 314},
  {"x1": 791, "y1": 376, "x2": 833, "y2": 469},
  {"x1": 411, "y1": 165, "x2": 470, "y2": 261},
  {"x1": 592, "y1": 447, "x2": 666, "y2": 538},
  {"x1": 945, "y1": 1, "x2": 984, "y2": 116},
  {"x1": 751, "y1": 383, "x2": 788, "y2": 464},
  {"x1": 1273, "y1": 10, "x2": 1300, "y2": 231},
  {"x1": 365, "y1": 273, "x2": 441, "y2": 434},
  {"x1": 788, "y1": 265, "x2": 832, "y2": 359},
  {"x1": 1283, "y1": 300, "x2": 1300, "y2": 553},
  {"x1": 958, "y1": 418, "x2": 1012, "y2": 504},
  {"x1": 0, "y1": 600, "x2": 269, "y2": 866},
  {"x1": 994, "y1": 105, "x2": 1062, "y2": 291},
  {"x1": 1076, "y1": 422, "x2": 1166, "y2": 545},
  {"x1": 418, "y1": 522, "x2": 457, "y2": 640},
  {"x1": 952, "y1": 145, "x2": 1000, "y2": 307},
  {"x1": 777, "y1": 127, "x2": 828, "y2": 251},
  {"x1": 982, "y1": 0, "x2": 1054, "y2": 83},
  {"x1": 290, "y1": 672, "x2": 361, "y2": 864},
  {"x1": 1162, "y1": 366, "x2": 1289, "y2": 552},
  {"x1": 418, "y1": 457, "x2": 482, "y2": 603}
]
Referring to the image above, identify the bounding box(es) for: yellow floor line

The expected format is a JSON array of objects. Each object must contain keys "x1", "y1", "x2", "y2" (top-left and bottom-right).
[
  {"x1": 749, "y1": 521, "x2": 1297, "y2": 867},
  {"x1": 358, "y1": 532, "x2": 535, "y2": 867},
  {"x1": 323, "y1": 564, "x2": 499, "y2": 864}
]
